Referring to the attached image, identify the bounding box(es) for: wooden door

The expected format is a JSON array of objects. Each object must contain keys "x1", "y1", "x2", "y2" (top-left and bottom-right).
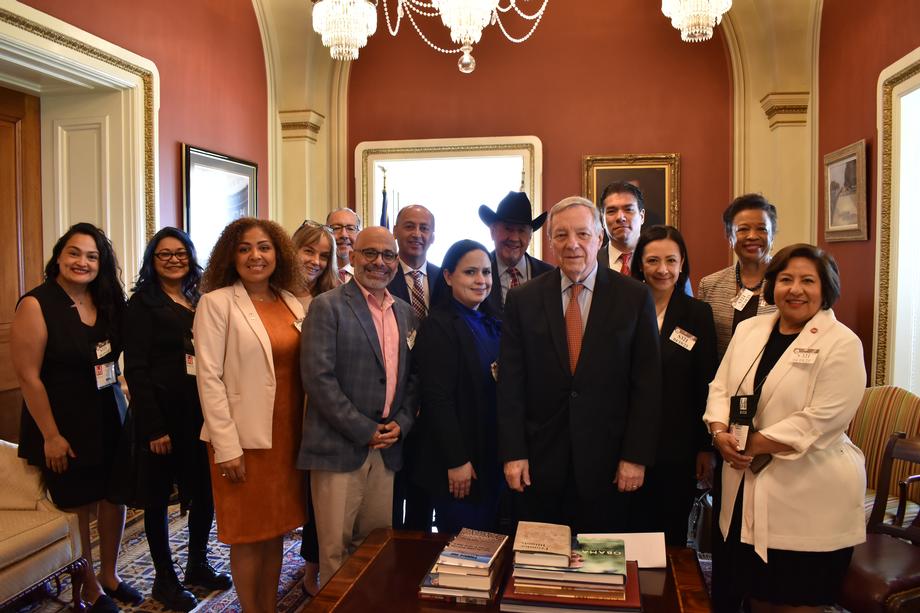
[{"x1": 0, "y1": 86, "x2": 43, "y2": 442}]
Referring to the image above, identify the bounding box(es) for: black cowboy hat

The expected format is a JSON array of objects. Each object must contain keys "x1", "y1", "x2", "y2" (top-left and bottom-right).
[{"x1": 478, "y1": 191, "x2": 547, "y2": 230}]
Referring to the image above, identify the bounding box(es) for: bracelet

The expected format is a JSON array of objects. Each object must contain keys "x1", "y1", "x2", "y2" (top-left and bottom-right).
[{"x1": 710, "y1": 429, "x2": 727, "y2": 447}]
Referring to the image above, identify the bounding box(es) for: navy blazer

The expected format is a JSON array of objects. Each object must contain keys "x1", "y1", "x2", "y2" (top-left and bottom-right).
[
  {"x1": 655, "y1": 289, "x2": 718, "y2": 464},
  {"x1": 497, "y1": 268, "x2": 662, "y2": 499},
  {"x1": 298, "y1": 281, "x2": 419, "y2": 473},
  {"x1": 411, "y1": 304, "x2": 501, "y2": 500},
  {"x1": 387, "y1": 261, "x2": 443, "y2": 310},
  {"x1": 484, "y1": 251, "x2": 554, "y2": 317}
]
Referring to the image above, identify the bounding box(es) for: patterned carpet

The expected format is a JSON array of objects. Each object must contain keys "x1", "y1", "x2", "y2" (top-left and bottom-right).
[{"x1": 14, "y1": 507, "x2": 312, "y2": 613}]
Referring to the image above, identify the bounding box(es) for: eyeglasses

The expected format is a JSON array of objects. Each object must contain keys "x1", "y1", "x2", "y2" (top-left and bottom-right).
[
  {"x1": 358, "y1": 248, "x2": 397, "y2": 263},
  {"x1": 329, "y1": 223, "x2": 359, "y2": 234},
  {"x1": 154, "y1": 250, "x2": 190, "y2": 262},
  {"x1": 299, "y1": 220, "x2": 331, "y2": 231}
]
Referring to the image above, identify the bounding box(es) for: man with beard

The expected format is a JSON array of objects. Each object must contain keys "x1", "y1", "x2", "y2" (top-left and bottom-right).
[
  {"x1": 326, "y1": 207, "x2": 361, "y2": 283},
  {"x1": 298, "y1": 227, "x2": 419, "y2": 586},
  {"x1": 479, "y1": 192, "x2": 553, "y2": 316},
  {"x1": 388, "y1": 205, "x2": 440, "y2": 319}
]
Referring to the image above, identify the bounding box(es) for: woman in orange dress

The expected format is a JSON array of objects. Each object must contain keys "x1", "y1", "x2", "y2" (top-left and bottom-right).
[{"x1": 194, "y1": 217, "x2": 306, "y2": 612}]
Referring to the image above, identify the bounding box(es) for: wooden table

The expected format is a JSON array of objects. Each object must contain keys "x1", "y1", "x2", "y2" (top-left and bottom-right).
[{"x1": 305, "y1": 529, "x2": 711, "y2": 612}]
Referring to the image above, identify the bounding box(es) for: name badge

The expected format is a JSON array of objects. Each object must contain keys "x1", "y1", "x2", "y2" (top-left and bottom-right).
[
  {"x1": 95, "y1": 362, "x2": 116, "y2": 389},
  {"x1": 293, "y1": 319, "x2": 303, "y2": 333},
  {"x1": 95, "y1": 340, "x2": 112, "y2": 360},
  {"x1": 669, "y1": 326, "x2": 697, "y2": 351},
  {"x1": 732, "y1": 289, "x2": 754, "y2": 311},
  {"x1": 185, "y1": 354, "x2": 197, "y2": 376},
  {"x1": 791, "y1": 348, "x2": 819, "y2": 364}
]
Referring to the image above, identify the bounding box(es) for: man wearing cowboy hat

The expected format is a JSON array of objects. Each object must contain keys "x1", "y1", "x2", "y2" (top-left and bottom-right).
[{"x1": 479, "y1": 191, "x2": 554, "y2": 315}]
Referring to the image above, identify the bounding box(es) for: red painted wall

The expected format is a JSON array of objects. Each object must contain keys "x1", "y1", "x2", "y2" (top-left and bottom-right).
[
  {"x1": 818, "y1": 0, "x2": 920, "y2": 365},
  {"x1": 347, "y1": 0, "x2": 733, "y2": 282},
  {"x1": 22, "y1": 0, "x2": 268, "y2": 227}
]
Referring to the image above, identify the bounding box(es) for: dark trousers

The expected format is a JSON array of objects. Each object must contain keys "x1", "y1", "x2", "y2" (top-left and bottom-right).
[
  {"x1": 300, "y1": 472, "x2": 319, "y2": 562},
  {"x1": 631, "y1": 460, "x2": 698, "y2": 546},
  {"x1": 393, "y1": 431, "x2": 434, "y2": 531},
  {"x1": 513, "y1": 461, "x2": 633, "y2": 534},
  {"x1": 143, "y1": 447, "x2": 215, "y2": 574}
]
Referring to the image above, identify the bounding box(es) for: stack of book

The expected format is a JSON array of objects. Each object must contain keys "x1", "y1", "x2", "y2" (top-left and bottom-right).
[
  {"x1": 418, "y1": 528, "x2": 509, "y2": 605},
  {"x1": 500, "y1": 521, "x2": 642, "y2": 612}
]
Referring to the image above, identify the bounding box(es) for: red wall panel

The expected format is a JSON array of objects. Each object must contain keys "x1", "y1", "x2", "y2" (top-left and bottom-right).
[
  {"x1": 347, "y1": 0, "x2": 733, "y2": 282},
  {"x1": 819, "y1": 0, "x2": 920, "y2": 366},
  {"x1": 22, "y1": 0, "x2": 268, "y2": 227}
]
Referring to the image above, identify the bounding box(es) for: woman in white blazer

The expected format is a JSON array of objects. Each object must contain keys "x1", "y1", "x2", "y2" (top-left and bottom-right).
[
  {"x1": 195, "y1": 218, "x2": 306, "y2": 613},
  {"x1": 704, "y1": 243, "x2": 866, "y2": 612}
]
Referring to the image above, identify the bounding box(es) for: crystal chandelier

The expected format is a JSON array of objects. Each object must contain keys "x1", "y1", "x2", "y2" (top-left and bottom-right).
[
  {"x1": 311, "y1": 0, "x2": 548, "y2": 74},
  {"x1": 661, "y1": 0, "x2": 731, "y2": 43},
  {"x1": 312, "y1": 0, "x2": 378, "y2": 61}
]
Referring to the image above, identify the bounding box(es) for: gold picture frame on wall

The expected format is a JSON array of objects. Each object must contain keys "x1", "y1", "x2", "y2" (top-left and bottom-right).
[
  {"x1": 583, "y1": 153, "x2": 681, "y2": 228},
  {"x1": 823, "y1": 139, "x2": 868, "y2": 242}
]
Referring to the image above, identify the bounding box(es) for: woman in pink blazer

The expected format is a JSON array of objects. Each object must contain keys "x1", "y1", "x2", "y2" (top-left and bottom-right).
[{"x1": 194, "y1": 218, "x2": 306, "y2": 612}]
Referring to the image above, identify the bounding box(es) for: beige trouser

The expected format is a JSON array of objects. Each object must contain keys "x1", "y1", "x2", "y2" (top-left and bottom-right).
[{"x1": 310, "y1": 450, "x2": 394, "y2": 586}]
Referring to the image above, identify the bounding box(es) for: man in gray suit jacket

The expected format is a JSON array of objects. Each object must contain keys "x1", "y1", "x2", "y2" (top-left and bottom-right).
[{"x1": 298, "y1": 227, "x2": 419, "y2": 586}]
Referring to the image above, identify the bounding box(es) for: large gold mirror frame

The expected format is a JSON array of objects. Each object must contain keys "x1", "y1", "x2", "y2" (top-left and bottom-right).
[{"x1": 874, "y1": 57, "x2": 920, "y2": 385}]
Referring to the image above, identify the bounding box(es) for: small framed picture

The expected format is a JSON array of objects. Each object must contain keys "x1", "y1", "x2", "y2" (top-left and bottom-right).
[
  {"x1": 182, "y1": 144, "x2": 258, "y2": 264},
  {"x1": 823, "y1": 139, "x2": 867, "y2": 242},
  {"x1": 582, "y1": 153, "x2": 681, "y2": 228}
]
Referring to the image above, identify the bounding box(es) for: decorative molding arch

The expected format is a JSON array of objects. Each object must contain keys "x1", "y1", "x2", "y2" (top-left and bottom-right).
[{"x1": 251, "y1": 0, "x2": 282, "y2": 221}]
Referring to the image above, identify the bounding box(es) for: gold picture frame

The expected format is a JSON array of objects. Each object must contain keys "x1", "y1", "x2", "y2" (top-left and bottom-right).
[
  {"x1": 823, "y1": 139, "x2": 867, "y2": 242},
  {"x1": 583, "y1": 153, "x2": 681, "y2": 228}
]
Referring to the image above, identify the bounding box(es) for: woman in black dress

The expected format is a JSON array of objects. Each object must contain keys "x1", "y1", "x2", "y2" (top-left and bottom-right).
[
  {"x1": 413, "y1": 239, "x2": 504, "y2": 533},
  {"x1": 12, "y1": 223, "x2": 135, "y2": 613},
  {"x1": 123, "y1": 227, "x2": 231, "y2": 610},
  {"x1": 629, "y1": 225, "x2": 718, "y2": 545}
]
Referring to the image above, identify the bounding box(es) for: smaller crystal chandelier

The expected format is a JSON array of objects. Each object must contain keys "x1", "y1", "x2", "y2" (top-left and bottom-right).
[
  {"x1": 661, "y1": 0, "x2": 732, "y2": 43},
  {"x1": 312, "y1": 0, "x2": 377, "y2": 61}
]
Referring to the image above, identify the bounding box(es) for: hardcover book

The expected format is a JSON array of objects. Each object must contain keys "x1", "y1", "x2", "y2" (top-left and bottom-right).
[
  {"x1": 513, "y1": 521, "x2": 572, "y2": 568},
  {"x1": 500, "y1": 560, "x2": 641, "y2": 612},
  {"x1": 438, "y1": 528, "x2": 509, "y2": 569}
]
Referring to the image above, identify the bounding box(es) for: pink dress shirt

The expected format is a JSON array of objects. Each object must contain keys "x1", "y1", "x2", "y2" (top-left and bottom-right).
[{"x1": 354, "y1": 279, "x2": 399, "y2": 419}]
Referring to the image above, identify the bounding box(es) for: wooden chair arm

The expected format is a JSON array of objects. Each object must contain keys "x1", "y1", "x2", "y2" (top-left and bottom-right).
[{"x1": 896, "y1": 474, "x2": 920, "y2": 526}]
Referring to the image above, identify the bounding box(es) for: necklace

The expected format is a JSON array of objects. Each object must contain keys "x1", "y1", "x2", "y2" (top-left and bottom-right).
[{"x1": 735, "y1": 262, "x2": 764, "y2": 292}]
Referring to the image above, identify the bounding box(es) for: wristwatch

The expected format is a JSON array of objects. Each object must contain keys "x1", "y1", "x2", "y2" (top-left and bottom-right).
[{"x1": 710, "y1": 429, "x2": 727, "y2": 447}]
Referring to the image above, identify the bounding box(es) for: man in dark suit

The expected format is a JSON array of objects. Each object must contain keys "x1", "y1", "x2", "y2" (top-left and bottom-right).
[
  {"x1": 479, "y1": 191, "x2": 554, "y2": 316},
  {"x1": 298, "y1": 226, "x2": 419, "y2": 586},
  {"x1": 498, "y1": 196, "x2": 662, "y2": 533},
  {"x1": 386, "y1": 204, "x2": 438, "y2": 530},
  {"x1": 597, "y1": 181, "x2": 645, "y2": 274},
  {"x1": 387, "y1": 204, "x2": 440, "y2": 316},
  {"x1": 598, "y1": 182, "x2": 693, "y2": 295}
]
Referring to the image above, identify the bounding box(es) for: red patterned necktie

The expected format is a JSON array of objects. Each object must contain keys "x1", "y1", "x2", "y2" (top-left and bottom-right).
[
  {"x1": 619, "y1": 252, "x2": 632, "y2": 277},
  {"x1": 409, "y1": 270, "x2": 427, "y2": 320},
  {"x1": 508, "y1": 266, "x2": 522, "y2": 288},
  {"x1": 565, "y1": 283, "x2": 584, "y2": 374}
]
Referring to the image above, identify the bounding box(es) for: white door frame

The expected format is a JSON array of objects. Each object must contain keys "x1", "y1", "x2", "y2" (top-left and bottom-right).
[{"x1": 0, "y1": 0, "x2": 159, "y2": 284}]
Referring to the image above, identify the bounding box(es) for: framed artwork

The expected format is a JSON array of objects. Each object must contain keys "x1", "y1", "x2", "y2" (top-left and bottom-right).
[
  {"x1": 583, "y1": 153, "x2": 681, "y2": 228},
  {"x1": 823, "y1": 139, "x2": 867, "y2": 242},
  {"x1": 182, "y1": 144, "x2": 257, "y2": 263}
]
